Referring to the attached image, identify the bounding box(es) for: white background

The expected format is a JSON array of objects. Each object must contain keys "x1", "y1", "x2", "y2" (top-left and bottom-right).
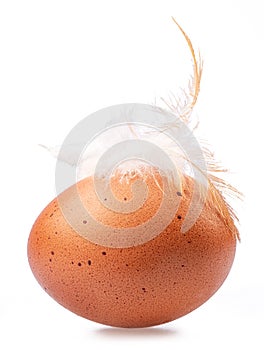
[{"x1": 1, "y1": 0, "x2": 263, "y2": 349}]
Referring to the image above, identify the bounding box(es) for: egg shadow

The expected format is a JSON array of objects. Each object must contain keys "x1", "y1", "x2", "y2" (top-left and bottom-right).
[{"x1": 95, "y1": 324, "x2": 180, "y2": 339}]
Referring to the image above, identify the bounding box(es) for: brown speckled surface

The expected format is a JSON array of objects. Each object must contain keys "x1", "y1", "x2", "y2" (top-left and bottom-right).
[{"x1": 27, "y1": 171, "x2": 237, "y2": 328}]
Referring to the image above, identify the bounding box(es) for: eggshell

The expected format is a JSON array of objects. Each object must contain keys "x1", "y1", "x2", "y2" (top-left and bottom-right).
[{"x1": 27, "y1": 169, "x2": 237, "y2": 328}]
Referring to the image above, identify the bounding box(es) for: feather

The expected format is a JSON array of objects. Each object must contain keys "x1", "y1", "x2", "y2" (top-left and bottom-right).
[{"x1": 40, "y1": 18, "x2": 241, "y2": 239}]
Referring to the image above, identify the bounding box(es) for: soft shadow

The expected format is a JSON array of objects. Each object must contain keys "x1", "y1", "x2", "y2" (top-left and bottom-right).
[{"x1": 95, "y1": 325, "x2": 179, "y2": 339}]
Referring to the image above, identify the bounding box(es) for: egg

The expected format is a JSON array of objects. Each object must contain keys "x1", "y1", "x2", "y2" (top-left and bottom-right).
[
  {"x1": 28, "y1": 19, "x2": 240, "y2": 328},
  {"x1": 27, "y1": 166, "x2": 238, "y2": 328}
]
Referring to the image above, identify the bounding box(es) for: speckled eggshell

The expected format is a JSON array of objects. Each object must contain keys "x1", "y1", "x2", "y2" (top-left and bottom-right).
[{"x1": 27, "y1": 170, "x2": 237, "y2": 328}]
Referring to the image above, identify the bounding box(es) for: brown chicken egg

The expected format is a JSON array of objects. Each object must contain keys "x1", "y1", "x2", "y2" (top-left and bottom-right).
[
  {"x1": 27, "y1": 167, "x2": 238, "y2": 328},
  {"x1": 28, "y1": 19, "x2": 240, "y2": 328}
]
